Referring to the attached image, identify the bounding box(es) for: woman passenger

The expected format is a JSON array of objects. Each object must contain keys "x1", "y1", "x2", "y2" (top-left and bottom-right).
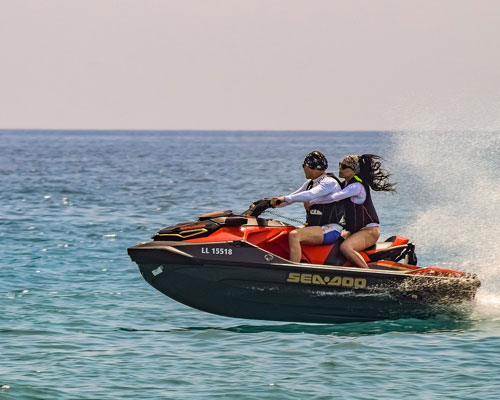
[{"x1": 326, "y1": 154, "x2": 395, "y2": 269}]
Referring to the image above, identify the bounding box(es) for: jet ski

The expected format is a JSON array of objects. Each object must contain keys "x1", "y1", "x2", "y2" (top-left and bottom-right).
[{"x1": 128, "y1": 199, "x2": 481, "y2": 323}]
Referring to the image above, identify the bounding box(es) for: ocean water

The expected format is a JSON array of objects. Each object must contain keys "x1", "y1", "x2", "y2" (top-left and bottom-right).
[{"x1": 1, "y1": 130, "x2": 499, "y2": 399}]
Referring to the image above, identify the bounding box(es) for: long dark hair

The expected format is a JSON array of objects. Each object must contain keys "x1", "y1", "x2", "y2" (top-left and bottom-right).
[{"x1": 358, "y1": 154, "x2": 396, "y2": 192}]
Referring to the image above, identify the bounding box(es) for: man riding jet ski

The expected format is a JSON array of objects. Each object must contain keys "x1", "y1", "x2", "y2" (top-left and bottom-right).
[{"x1": 270, "y1": 151, "x2": 344, "y2": 263}]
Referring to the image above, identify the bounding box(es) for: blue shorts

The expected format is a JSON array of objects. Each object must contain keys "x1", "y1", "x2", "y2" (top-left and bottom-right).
[{"x1": 322, "y1": 227, "x2": 341, "y2": 245}]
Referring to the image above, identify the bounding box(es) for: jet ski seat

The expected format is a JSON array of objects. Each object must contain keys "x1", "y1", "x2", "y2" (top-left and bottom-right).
[{"x1": 365, "y1": 236, "x2": 409, "y2": 251}]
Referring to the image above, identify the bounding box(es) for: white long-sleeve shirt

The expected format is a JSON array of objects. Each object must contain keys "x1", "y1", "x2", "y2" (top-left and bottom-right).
[
  {"x1": 283, "y1": 175, "x2": 341, "y2": 205},
  {"x1": 324, "y1": 182, "x2": 367, "y2": 204}
]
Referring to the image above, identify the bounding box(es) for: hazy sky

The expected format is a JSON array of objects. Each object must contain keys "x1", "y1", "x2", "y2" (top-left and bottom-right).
[{"x1": 1, "y1": 0, "x2": 499, "y2": 130}]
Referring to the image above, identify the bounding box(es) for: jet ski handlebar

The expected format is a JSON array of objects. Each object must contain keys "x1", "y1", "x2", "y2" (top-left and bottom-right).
[{"x1": 241, "y1": 198, "x2": 281, "y2": 217}]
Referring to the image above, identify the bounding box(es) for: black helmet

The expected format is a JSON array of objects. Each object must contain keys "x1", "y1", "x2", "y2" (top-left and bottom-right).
[{"x1": 303, "y1": 151, "x2": 328, "y2": 170}]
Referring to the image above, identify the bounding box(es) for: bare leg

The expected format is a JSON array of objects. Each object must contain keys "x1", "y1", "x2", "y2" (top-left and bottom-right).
[
  {"x1": 340, "y1": 227, "x2": 380, "y2": 268},
  {"x1": 288, "y1": 226, "x2": 324, "y2": 263}
]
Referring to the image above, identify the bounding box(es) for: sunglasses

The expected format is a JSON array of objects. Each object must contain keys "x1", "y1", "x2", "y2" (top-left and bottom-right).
[{"x1": 339, "y1": 162, "x2": 352, "y2": 170}]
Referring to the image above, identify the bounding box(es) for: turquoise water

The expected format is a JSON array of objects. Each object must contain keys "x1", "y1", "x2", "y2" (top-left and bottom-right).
[{"x1": 1, "y1": 130, "x2": 499, "y2": 399}]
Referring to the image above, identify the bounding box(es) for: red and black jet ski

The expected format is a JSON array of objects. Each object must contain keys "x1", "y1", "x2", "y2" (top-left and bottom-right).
[{"x1": 128, "y1": 199, "x2": 481, "y2": 323}]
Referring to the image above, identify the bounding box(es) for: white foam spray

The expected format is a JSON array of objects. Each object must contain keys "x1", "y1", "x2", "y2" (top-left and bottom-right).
[{"x1": 389, "y1": 100, "x2": 500, "y2": 319}]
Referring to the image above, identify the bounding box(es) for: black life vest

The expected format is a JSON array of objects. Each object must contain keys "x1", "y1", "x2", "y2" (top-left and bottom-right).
[
  {"x1": 305, "y1": 174, "x2": 345, "y2": 227},
  {"x1": 342, "y1": 178, "x2": 379, "y2": 233}
]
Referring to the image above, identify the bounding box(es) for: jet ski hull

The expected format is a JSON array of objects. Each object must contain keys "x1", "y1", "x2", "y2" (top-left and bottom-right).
[{"x1": 128, "y1": 241, "x2": 480, "y2": 323}]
